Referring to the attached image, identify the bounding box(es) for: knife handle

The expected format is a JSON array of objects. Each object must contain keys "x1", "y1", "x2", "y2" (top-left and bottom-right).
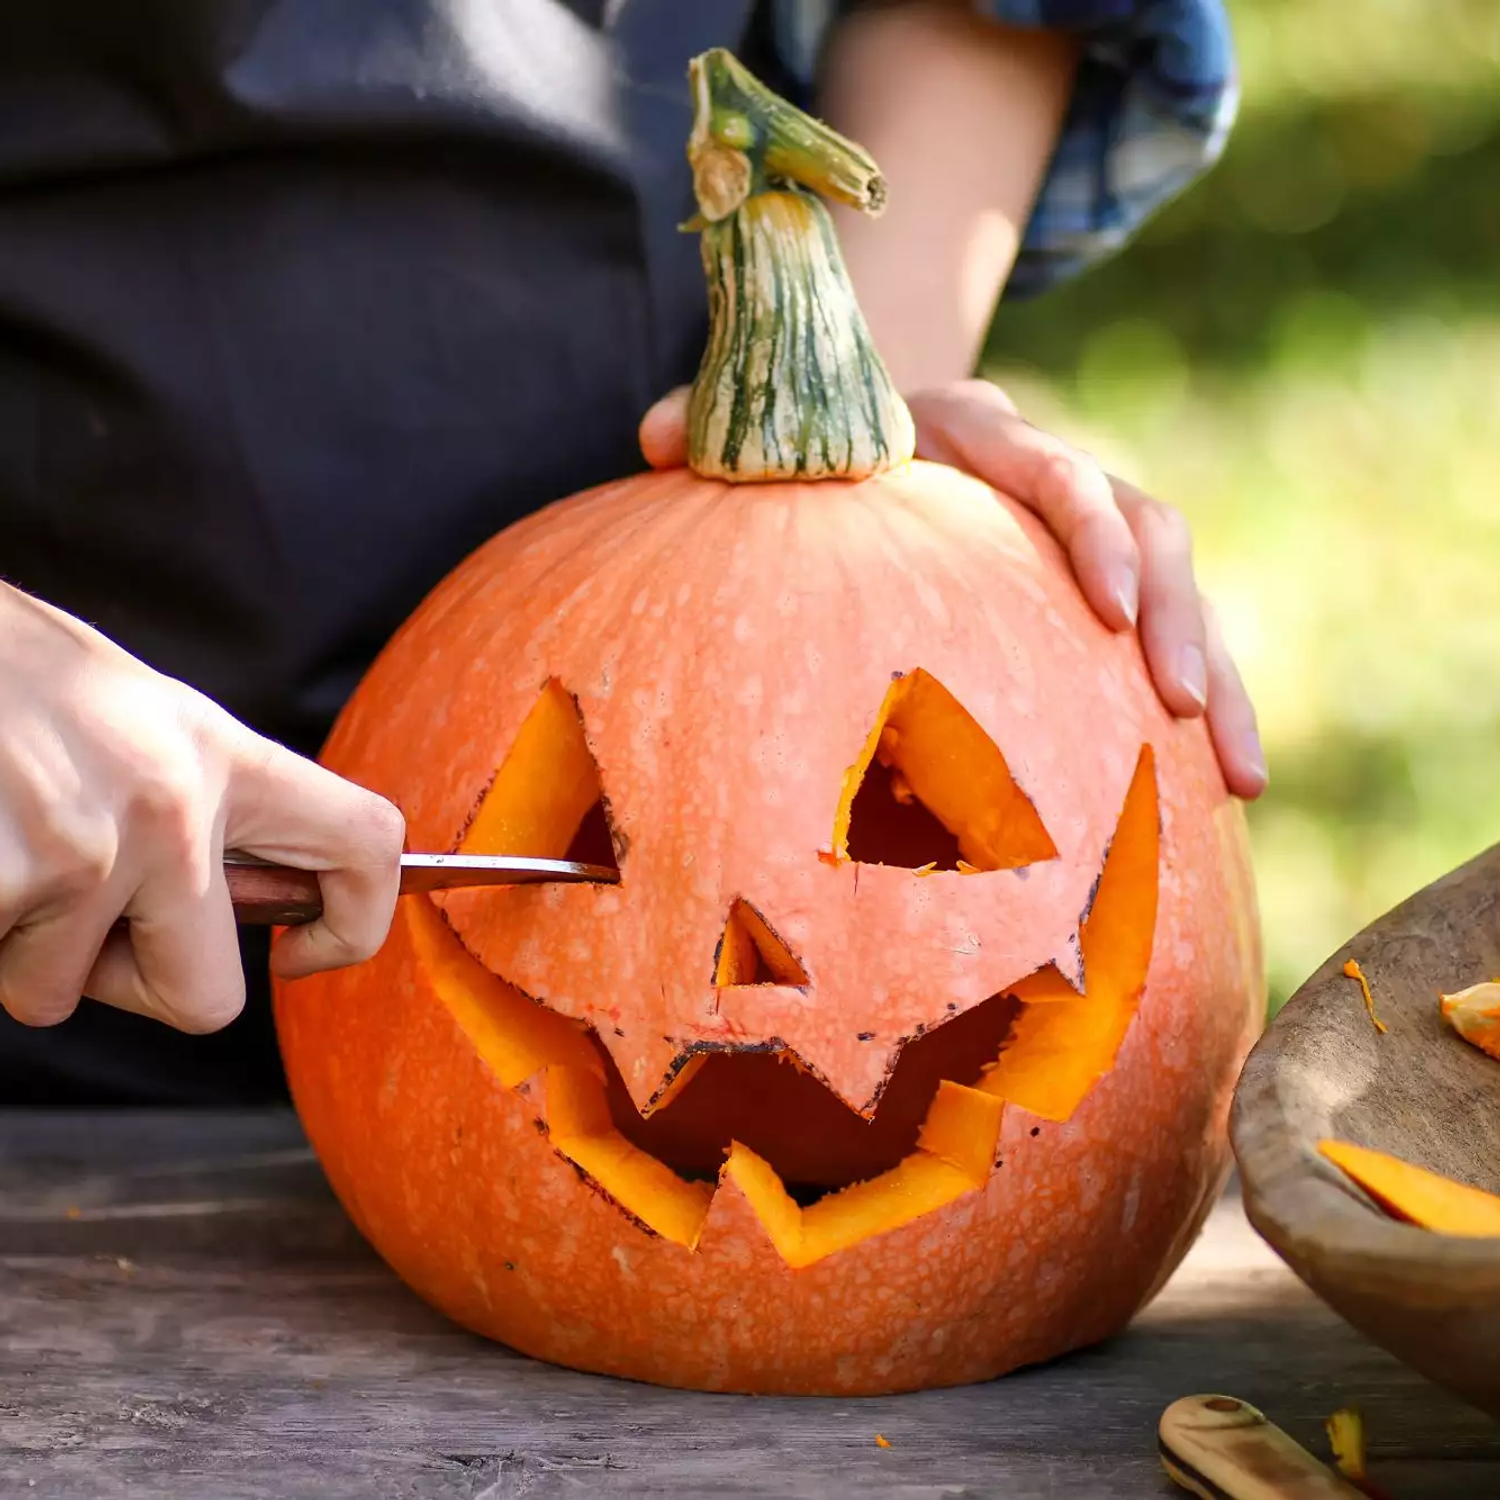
[
  {"x1": 221, "y1": 859, "x2": 323, "y2": 926},
  {"x1": 105, "y1": 860, "x2": 323, "y2": 936},
  {"x1": 1159, "y1": 1395, "x2": 1365, "y2": 1499}
]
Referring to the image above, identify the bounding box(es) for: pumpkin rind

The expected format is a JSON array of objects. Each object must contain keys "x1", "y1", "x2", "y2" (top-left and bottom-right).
[{"x1": 273, "y1": 463, "x2": 1262, "y2": 1393}]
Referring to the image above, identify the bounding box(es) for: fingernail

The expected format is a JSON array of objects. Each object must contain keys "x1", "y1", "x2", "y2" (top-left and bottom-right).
[
  {"x1": 1242, "y1": 732, "x2": 1268, "y2": 787},
  {"x1": 1178, "y1": 644, "x2": 1208, "y2": 710},
  {"x1": 1111, "y1": 569, "x2": 1139, "y2": 628}
]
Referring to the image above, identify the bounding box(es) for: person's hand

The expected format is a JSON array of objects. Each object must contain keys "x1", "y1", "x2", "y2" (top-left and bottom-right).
[
  {"x1": 0, "y1": 585, "x2": 405, "y2": 1033},
  {"x1": 640, "y1": 381, "x2": 1266, "y2": 800}
]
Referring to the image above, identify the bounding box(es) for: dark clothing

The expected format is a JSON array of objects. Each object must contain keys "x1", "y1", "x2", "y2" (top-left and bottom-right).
[
  {"x1": 0, "y1": 0, "x2": 780, "y2": 1104},
  {"x1": 0, "y1": 1, "x2": 1239, "y2": 1105}
]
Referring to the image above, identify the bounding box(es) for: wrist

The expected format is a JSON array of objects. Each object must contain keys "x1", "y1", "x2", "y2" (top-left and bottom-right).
[{"x1": 817, "y1": 5, "x2": 1077, "y2": 391}]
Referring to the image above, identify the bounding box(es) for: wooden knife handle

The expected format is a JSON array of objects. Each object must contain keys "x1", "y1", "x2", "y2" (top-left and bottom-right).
[
  {"x1": 105, "y1": 861, "x2": 324, "y2": 936},
  {"x1": 222, "y1": 860, "x2": 324, "y2": 926},
  {"x1": 1159, "y1": 1395, "x2": 1366, "y2": 1499}
]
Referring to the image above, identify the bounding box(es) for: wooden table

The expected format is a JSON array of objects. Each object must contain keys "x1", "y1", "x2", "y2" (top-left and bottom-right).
[{"x1": 2, "y1": 1111, "x2": 1495, "y2": 1498}]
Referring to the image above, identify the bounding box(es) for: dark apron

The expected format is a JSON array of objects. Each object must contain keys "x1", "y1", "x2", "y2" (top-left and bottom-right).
[{"x1": 0, "y1": 0, "x2": 780, "y2": 1104}]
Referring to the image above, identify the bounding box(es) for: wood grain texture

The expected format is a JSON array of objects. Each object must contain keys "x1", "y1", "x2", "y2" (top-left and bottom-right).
[
  {"x1": 2, "y1": 1109, "x2": 1496, "y2": 1498},
  {"x1": 1231, "y1": 838, "x2": 1500, "y2": 1422}
]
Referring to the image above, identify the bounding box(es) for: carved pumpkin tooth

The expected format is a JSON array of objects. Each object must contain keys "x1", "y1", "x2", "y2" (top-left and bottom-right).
[
  {"x1": 272, "y1": 49, "x2": 1262, "y2": 1397},
  {"x1": 542, "y1": 1064, "x2": 715, "y2": 1251},
  {"x1": 724, "y1": 1080, "x2": 1004, "y2": 1270},
  {"x1": 402, "y1": 897, "x2": 601, "y2": 1090},
  {"x1": 981, "y1": 748, "x2": 1160, "y2": 1122}
]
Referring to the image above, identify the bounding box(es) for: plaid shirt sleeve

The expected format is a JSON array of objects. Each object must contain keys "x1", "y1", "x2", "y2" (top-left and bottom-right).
[{"x1": 769, "y1": 0, "x2": 1239, "y2": 300}]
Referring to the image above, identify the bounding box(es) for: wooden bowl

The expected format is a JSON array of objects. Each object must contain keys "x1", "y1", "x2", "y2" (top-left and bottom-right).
[{"x1": 1230, "y1": 839, "x2": 1500, "y2": 1420}]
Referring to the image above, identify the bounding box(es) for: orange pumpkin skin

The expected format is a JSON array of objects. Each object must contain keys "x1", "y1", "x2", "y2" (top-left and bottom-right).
[
  {"x1": 273, "y1": 459, "x2": 1263, "y2": 1395},
  {"x1": 273, "y1": 462, "x2": 1266, "y2": 1398}
]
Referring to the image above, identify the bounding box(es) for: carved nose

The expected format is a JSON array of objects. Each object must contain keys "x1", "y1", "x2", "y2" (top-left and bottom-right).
[{"x1": 713, "y1": 898, "x2": 809, "y2": 988}]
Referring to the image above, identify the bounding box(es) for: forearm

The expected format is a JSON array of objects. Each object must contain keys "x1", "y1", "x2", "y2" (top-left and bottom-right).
[{"x1": 817, "y1": 2, "x2": 1078, "y2": 392}]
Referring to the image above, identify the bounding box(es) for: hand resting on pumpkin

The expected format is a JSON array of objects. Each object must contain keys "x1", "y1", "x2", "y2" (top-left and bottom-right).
[
  {"x1": 0, "y1": 582, "x2": 405, "y2": 1033},
  {"x1": 639, "y1": 381, "x2": 1267, "y2": 802},
  {"x1": 720, "y1": 2, "x2": 1263, "y2": 801}
]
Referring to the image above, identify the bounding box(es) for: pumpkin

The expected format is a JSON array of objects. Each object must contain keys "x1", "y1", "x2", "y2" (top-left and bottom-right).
[{"x1": 273, "y1": 48, "x2": 1264, "y2": 1395}]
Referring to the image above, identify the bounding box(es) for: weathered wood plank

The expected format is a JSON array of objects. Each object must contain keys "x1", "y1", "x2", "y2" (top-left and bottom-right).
[
  {"x1": 0, "y1": 1108, "x2": 360, "y2": 1259},
  {"x1": 1, "y1": 1110, "x2": 1496, "y2": 1498}
]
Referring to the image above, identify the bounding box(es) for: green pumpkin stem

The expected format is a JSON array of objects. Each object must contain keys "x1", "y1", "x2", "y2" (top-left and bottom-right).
[{"x1": 683, "y1": 49, "x2": 915, "y2": 483}]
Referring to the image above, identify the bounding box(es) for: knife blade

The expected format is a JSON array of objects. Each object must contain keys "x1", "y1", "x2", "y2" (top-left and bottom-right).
[{"x1": 219, "y1": 851, "x2": 619, "y2": 926}]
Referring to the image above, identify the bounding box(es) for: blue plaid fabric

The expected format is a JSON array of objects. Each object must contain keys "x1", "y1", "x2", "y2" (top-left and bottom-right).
[{"x1": 770, "y1": 0, "x2": 1238, "y2": 298}]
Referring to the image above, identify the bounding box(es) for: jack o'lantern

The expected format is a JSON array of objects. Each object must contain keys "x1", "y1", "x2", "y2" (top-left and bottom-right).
[{"x1": 273, "y1": 50, "x2": 1263, "y2": 1396}]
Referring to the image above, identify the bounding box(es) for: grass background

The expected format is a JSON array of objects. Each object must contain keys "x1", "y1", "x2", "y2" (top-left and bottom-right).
[{"x1": 981, "y1": 0, "x2": 1500, "y2": 1011}]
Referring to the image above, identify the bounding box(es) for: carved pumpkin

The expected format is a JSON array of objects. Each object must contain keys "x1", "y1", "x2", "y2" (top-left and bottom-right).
[{"x1": 273, "y1": 50, "x2": 1263, "y2": 1395}]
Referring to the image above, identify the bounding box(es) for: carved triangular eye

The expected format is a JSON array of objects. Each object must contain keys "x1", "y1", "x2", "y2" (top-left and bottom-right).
[
  {"x1": 459, "y1": 679, "x2": 619, "y2": 870},
  {"x1": 714, "y1": 899, "x2": 809, "y2": 987},
  {"x1": 834, "y1": 669, "x2": 1056, "y2": 872}
]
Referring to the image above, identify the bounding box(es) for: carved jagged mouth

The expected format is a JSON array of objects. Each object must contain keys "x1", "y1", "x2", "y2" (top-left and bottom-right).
[
  {"x1": 413, "y1": 742, "x2": 1159, "y2": 1269},
  {"x1": 594, "y1": 991, "x2": 1024, "y2": 1203},
  {"x1": 413, "y1": 888, "x2": 1011, "y2": 1266}
]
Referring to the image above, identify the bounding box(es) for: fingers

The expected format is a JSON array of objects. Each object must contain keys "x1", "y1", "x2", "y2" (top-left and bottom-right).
[
  {"x1": 1201, "y1": 598, "x2": 1269, "y2": 800},
  {"x1": 1, "y1": 889, "x2": 246, "y2": 1036},
  {"x1": 0, "y1": 726, "x2": 401, "y2": 1032},
  {"x1": 225, "y1": 733, "x2": 405, "y2": 981},
  {"x1": 907, "y1": 383, "x2": 1141, "y2": 632},
  {"x1": 83, "y1": 817, "x2": 247, "y2": 1033},
  {"x1": 908, "y1": 380, "x2": 1268, "y2": 800},
  {"x1": 0, "y1": 791, "x2": 247, "y2": 1032},
  {"x1": 1109, "y1": 477, "x2": 1209, "y2": 719},
  {"x1": 0, "y1": 904, "x2": 118, "y2": 1027},
  {"x1": 0, "y1": 588, "x2": 400, "y2": 1036},
  {"x1": 639, "y1": 387, "x2": 691, "y2": 471},
  {"x1": 0, "y1": 804, "x2": 120, "y2": 1026},
  {"x1": 1111, "y1": 479, "x2": 1266, "y2": 793}
]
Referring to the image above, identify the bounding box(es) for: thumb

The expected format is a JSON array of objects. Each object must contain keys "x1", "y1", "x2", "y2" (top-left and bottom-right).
[
  {"x1": 225, "y1": 734, "x2": 406, "y2": 980},
  {"x1": 639, "y1": 387, "x2": 690, "y2": 471}
]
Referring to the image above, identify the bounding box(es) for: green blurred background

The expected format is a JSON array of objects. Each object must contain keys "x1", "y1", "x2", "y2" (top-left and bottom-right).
[{"x1": 982, "y1": 0, "x2": 1500, "y2": 1013}]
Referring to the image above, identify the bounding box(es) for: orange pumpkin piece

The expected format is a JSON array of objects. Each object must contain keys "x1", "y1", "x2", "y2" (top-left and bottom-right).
[
  {"x1": 1319, "y1": 1139, "x2": 1500, "y2": 1236},
  {"x1": 1439, "y1": 980, "x2": 1500, "y2": 1061},
  {"x1": 272, "y1": 47, "x2": 1263, "y2": 1395},
  {"x1": 1326, "y1": 1406, "x2": 1395, "y2": 1500},
  {"x1": 1342, "y1": 959, "x2": 1386, "y2": 1035}
]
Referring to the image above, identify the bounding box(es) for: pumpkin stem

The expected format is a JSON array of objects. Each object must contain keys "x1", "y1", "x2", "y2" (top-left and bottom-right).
[{"x1": 684, "y1": 49, "x2": 915, "y2": 483}]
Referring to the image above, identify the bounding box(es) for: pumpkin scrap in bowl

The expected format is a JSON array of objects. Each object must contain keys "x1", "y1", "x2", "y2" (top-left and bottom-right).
[
  {"x1": 1232, "y1": 839, "x2": 1500, "y2": 1420},
  {"x1": 1318, "y1": 1139, "x2": 1500, "y2": 1237},
  {"x1": 1440, "y1": 980, "x2": 1500, "y2": 1061},
  {"x1": 1319, "y1": 974, "x2": 1500, "y2": 1239}
]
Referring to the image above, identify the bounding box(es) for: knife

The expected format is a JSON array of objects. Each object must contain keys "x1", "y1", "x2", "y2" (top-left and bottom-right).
[
  {"x1": 1159, "y1": 1395, "x2": 1369, "y2": 1499},
  {"x1": 214, "y1": 851, "x2": 619, "y2": 927}
]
